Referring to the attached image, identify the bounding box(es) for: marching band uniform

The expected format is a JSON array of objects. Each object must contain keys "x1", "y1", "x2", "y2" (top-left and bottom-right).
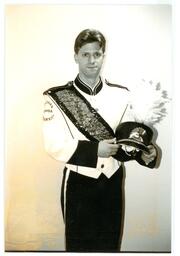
[{"x1": 42, "y1": 75, "x2": 157, "y2": 252}]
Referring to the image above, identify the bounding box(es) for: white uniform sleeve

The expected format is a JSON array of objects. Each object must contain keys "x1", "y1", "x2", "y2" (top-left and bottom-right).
[{"x1": 42, "y1": 94, "x2": 78, "y2": 162}]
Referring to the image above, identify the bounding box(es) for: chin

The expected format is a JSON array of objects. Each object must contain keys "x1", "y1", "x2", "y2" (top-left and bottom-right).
[{"x1": 86, "y1": 70, "x2": 99, "y2": 77}]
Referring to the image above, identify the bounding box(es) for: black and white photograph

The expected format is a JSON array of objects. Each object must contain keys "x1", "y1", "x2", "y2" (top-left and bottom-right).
[{"x1": 3, "y1": 1, "x2": 175, "y2": 254}]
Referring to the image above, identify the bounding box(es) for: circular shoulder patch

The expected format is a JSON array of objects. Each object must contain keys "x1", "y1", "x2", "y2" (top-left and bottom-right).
[{"x1": 43, "y1": 101, "x2": 54, "y2": 121}]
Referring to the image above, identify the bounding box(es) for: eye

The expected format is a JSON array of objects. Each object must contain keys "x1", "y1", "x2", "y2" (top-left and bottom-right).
[
  {"x1": 82, "y1": 52, "x2": 89, "y2": 57},
  {"x1": 94, "y1": 52, "x2": 102, "y2": 58}
]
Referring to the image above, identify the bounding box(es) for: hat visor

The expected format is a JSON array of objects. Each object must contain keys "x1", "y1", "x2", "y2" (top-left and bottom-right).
[{"x1": 117, "y1": 138, "x2": 150, "y2": 153}]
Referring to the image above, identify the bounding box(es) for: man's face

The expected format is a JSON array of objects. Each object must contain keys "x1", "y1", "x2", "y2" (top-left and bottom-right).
[{"x1": 74, "y1": 42, "x2": 105, "y2": 79}]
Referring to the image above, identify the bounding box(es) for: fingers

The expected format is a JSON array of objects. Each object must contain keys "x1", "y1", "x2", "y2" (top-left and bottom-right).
[
  {"x1": 147, "y1": 145, "x2": 155, "y2": 151},
  {"x1": 109, "y1": 145, "x2": 119, "y2": 156},
  {"x1": 146, "y1": 145, "x2": 157, "y2": 158},
  {"x1": 111, "y1": 150, "x2": 119, "y2": 156},
  {"x1": 142, "y1": 145, "x2": 157, "y2": 163},
  {"x1": 105, "y1": 138, "x2": 119, "y2": 156},
  {"x1": 103, "y1": 138, "x2": 117, "y2": 144},
  {"x1": 98, "y1": 138, "x2": 119, "y2": 157}
]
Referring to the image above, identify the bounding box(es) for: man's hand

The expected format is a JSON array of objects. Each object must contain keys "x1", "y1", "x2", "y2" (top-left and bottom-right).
[
  {"x1": 141, "y1": 144, "x2": 157, "y2": 165},
  {"x1": 98, "y1": 138, "x2": 119, "y2": 158}
]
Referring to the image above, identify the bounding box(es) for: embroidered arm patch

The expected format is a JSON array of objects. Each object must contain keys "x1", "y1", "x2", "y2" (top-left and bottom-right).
[{"x1": 43, "y1": 101, "x2": 54, "y2": 121}]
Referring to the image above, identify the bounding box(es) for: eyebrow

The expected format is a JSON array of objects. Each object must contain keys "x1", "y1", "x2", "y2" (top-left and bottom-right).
[{"x1": 81, "y1": 49, "x2": 103, "y2": 53}]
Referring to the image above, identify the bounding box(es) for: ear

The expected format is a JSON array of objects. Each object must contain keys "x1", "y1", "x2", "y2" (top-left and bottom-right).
[{"x1": 74, "y1": 53, "x2": 78, "y2": 63}]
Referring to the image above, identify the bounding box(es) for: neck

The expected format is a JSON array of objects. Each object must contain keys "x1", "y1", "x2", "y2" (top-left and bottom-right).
[{"x1": 79, "y1": 74, "x2": 100, "y2": 89}]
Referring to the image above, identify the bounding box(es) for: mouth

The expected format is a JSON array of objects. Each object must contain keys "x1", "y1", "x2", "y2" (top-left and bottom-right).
[{"x1": 87, "y1": 66, "x2": 97, "y2": 70}]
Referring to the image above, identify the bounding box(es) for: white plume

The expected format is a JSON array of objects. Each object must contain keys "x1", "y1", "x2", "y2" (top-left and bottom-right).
[{"x1": 129, "y1": 79, "x2": 170, "y2": 126}]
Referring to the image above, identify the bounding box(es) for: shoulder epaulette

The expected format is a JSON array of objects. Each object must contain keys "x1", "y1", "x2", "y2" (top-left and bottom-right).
[
  {"x1": 43, "y1": 81, "x2": 73, "y2": 95},
  {"x1": 105, "y1": 79, "x2": 129, "y2": 91}
]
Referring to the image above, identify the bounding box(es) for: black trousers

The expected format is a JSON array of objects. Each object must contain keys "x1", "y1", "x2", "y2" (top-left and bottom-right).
[{"x1": 61, "y1": 166, "x2": 124, "y2": 252}]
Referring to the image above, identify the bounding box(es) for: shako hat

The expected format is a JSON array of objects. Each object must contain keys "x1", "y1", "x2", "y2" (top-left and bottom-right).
[{"x1": 115, "y1": 121, "x2": 153, "y2": 153}]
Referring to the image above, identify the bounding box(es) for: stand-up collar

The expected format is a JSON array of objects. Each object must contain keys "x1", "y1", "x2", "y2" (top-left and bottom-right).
[{"x1": 74, "y1": 75, "x2": 103, "y2": 95}]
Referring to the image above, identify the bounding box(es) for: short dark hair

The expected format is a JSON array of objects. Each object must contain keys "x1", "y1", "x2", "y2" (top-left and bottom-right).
[{"x1": 74, "y1": 29, "x2": 106, "y2": 54}]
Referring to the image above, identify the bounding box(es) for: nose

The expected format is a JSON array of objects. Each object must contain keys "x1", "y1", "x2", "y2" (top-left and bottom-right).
[{"x1": 89, "y1": 54, "x2": 95, "y2": 64}]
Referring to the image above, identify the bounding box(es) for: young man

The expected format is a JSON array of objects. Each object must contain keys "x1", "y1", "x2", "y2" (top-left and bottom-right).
[{"x1": 42, "y1": 29, "x2": 157, "y2": 252}]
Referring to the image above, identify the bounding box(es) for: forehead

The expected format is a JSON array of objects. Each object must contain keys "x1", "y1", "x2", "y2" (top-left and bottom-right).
[{"x1": 78, "y1": 42, "x2": 103, "y2": 53}]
